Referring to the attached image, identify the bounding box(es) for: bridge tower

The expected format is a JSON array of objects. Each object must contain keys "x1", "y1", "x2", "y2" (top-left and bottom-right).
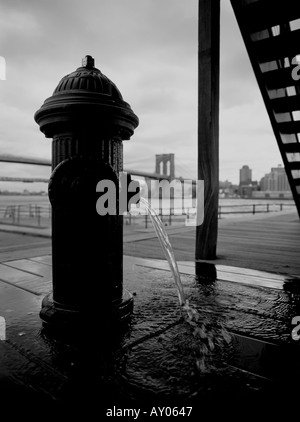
[{"x1": 155, "y1": 154, "x2": 175, "y2": 179}]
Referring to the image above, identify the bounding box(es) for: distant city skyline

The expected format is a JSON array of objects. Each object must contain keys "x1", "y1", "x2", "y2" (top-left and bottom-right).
[{"x1": 237, "y1": 163, "x2": 289, "y2": 186}]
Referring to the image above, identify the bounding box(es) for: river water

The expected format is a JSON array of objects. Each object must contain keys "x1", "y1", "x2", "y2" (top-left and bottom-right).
[{"x1": 0, "y1": 195, "x2": 296, "y2": 228}]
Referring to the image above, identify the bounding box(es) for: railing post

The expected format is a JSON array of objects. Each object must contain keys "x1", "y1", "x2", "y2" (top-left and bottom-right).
[
  {"x1": 37, "y1": 206, "x2": 41, "y2": 226},
  {"x1": 12, "y1": 206, "x2": 16, "y2": 224},
  {"x1": 34, "y1": 56, "x2": 139, "y2": 329},
  {"x1": 17, "y1": 205, "x2": 20, "y2": 225},
  {"x1": 253, "y1": 204, "x2": 255, "y2": 215}
]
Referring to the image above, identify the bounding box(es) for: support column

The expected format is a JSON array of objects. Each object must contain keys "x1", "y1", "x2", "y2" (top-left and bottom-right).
[
  {"x1": 196, "y1": 0, "x2": 220, "y2": 260},
  {"x1": 155, "y1": 155, "x2": 161, "y2": 174}
]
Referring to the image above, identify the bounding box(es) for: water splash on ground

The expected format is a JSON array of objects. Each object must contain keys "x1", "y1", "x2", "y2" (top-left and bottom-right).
[{"x1": 182, "y1": 301, "x2": 232, "y2": 373}]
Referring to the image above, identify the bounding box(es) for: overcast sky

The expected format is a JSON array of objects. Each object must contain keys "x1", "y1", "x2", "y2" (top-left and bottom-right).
[{"x1": 0, "y1": 0, "x2": 283, "y2": 191}]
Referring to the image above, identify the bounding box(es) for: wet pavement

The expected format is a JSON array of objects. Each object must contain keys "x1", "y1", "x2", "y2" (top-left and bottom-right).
[{"x1": 1, "y1": 255, "x2": 300, "y2": 417}]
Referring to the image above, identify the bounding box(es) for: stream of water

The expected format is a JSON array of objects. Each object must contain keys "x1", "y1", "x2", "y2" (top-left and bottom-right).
[
  {"x1": 139, "y1": 197, "x2": 186, "y2": 306},
  {"x1": 136, "y1": 198, "x2": 232, "y2": 373}
]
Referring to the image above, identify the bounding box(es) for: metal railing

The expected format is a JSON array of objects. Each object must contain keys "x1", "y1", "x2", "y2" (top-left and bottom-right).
[
  {"x1": 123, "y1": 210, "x2": 188, "y2": 229},
  {"x1": 0, "y1": 203, "x2": 51, "y2": 227},
  {"x1": 0, "y1": 205, "x2": 188, "y2": 229},
  {"x1": 0, "y1": 201, "x2": 295, "y2": 229},
  {"x1": 218, "y1": 202, "x2": 296, "y2": 218}
]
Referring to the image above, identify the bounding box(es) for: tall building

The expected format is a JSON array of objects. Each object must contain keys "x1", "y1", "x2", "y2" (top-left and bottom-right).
[
  {"x1": 260, "y1": 164, "x2": 290, "y2": 192},
  {"x1": 239, "y1": 165, "x2": 252, "y2": 186}
]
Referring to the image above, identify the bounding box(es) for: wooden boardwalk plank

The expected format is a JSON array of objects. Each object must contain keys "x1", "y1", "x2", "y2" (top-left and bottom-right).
[{"x1": 124, "y1": 212, "x2": 300, "y2": 276}]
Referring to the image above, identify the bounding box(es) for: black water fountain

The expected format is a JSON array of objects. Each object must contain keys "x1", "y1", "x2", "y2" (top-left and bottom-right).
[{"x1": 34, "y1": 55, "x2": 139, "y2": 330}]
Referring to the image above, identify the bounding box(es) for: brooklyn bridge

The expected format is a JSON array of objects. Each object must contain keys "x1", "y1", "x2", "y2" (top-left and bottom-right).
[{"x1": 0, "y1": 152, "x2": 178, "y2": 183}]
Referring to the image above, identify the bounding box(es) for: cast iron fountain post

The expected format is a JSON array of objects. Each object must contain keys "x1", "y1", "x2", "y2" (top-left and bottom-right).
[{"x1": 34, "y1": 55, "x2": 139, "y2": 328}]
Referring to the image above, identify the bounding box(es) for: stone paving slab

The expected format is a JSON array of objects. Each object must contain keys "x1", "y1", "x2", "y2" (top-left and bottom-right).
[
  {"x1": 134, "y1": 258, "x2": 287, "y2": 289},
  {"x1": 3, "y1": 259, "x2": 52, "y2": 277}
]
